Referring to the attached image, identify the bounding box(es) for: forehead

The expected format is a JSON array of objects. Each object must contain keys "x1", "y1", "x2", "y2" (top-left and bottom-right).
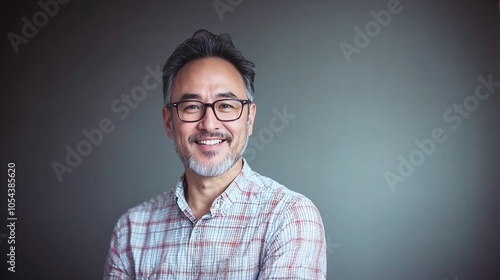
[{"x1": 171, "y1": 57, "x2": 246, "y2": 101}]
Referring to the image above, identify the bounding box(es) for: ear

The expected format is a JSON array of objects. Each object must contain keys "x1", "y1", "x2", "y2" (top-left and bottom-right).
[
  {"x1": 162, "y1": 107, "x2": 175, "y2": 139},
  {"x1": 247, "y1": 102, "x2": 257, "y2": 136}
]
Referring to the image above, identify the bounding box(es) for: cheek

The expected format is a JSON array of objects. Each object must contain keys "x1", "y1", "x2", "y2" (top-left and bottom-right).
[
  {"x1": 172, "y1": 124, "x2": 188, "y2": 141},
  {"x1": 228, "y1": 122, "x2": 248, "y2": 139}
]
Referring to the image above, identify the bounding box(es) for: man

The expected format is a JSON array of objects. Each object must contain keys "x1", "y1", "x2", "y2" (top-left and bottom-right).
[{"x1": 104, "y1": 29, "x2": 327, "y2": 279}]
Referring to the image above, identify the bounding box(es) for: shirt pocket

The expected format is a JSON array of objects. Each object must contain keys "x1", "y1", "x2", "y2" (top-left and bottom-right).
[{"x1": 216, "y1": 257, "x2": 259, "y2": 280}]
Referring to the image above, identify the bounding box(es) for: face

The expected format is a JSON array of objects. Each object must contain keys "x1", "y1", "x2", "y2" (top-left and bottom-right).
[{"x1": 162, "y1": 57, "x2": 256, "y2": 177}]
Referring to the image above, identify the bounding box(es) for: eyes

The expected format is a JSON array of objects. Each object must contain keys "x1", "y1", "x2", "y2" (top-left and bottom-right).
[
  {"x1": 218, "y1": 102, "x2": 237, "y2": 110},
  {"x1": 167, "y1": 98, "x2": 250, "y2": 122},
  {"x1": 179, "y1": 100, "x2": 242, "y2": 113}
]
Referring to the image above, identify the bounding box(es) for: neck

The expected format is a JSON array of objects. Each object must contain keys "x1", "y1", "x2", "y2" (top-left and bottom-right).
[{"x1": 183, "y1": 158, "x2": 243, "y2": 219}]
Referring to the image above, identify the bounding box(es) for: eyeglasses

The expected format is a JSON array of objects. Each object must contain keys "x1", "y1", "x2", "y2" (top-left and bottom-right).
[{"x1": 166, "y1": 99, "x2": 251, "y2": 122}]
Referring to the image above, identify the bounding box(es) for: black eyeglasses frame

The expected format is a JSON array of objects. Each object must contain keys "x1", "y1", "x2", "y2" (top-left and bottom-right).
[{"x1": 165, "y1": 99, "x2": 251, "y2": 122}]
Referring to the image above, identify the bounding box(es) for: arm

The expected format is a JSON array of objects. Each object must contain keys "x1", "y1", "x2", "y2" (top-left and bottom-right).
[
  {"x1": 259, "y1": 198, "x2": 327, "y2": 279},
  {"x1": 103, "y1": 219, "x2": 134, "y2": 280}
]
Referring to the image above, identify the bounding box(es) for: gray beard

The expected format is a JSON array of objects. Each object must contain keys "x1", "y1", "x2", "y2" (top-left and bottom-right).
[
  {"x1": 187, "y1": 152, "x2": 237, "y2": 177},
  {"x1": 173, "y1": 121, "x2": 250, "y2": 177},
  {"x1": 184, "y1": 135, "x2": 248, "y2": 177}
]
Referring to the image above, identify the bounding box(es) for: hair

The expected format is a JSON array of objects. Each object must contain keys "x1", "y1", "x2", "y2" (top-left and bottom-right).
[{"x1": 162, "y1": 29, "x2": 256, "y2": 105}]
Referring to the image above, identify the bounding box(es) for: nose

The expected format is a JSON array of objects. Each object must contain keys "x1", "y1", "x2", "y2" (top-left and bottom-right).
[{"x1": 197, "y1": 104, "x2": 220, "y2": 131}]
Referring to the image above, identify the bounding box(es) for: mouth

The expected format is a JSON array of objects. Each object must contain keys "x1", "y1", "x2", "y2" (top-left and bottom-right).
[{"x1": 195, "y1": 139, "x2": 226, "y2": 146}]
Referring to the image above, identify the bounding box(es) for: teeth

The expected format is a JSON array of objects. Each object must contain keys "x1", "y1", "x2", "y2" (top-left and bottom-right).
[{"x1": 198, "y1": 139, "x2": 223, "y2": 145}]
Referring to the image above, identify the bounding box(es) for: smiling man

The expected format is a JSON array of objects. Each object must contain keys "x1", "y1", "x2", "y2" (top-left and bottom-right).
[{"x1": 104, "y1": 30, "x2": 327, "y2": 279}]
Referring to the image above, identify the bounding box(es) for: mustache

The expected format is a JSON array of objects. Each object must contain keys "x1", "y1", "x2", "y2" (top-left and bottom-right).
[{"x1": 188, "y1": 131, "x2": 233, "y2": 144}]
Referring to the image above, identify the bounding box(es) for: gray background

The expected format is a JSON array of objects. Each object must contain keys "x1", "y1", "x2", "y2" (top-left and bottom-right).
[{"x1": 0, "y1": 0, "x2": 498, "y2": 279}]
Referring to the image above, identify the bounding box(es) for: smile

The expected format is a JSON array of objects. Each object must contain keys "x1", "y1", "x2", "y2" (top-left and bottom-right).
[{"x1": 196, "y1": 139, "x2": 225, "y2": 145}]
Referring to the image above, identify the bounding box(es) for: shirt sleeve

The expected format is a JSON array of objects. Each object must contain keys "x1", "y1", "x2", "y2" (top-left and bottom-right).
[
  {"x1": 103, "y1": 216, "x2": 134, "y2": 280},
  {"x1": 258, "y1": 197, "x2": 327, "y2": 279}
]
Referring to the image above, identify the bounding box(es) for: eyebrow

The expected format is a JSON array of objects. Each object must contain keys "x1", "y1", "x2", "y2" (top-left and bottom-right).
[
  {"x1": 216, "y1": 92, "x2": 238, "y2": 99},
  {"x1": 178, "y1": 93, "x2": 201, "y2": 101},
  {"x1": 177, "y1": 92, "x2": 239, "y2": 102}
]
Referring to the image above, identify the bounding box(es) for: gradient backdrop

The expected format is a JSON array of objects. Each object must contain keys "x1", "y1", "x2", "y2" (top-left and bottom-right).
[{"x1": 1, "y1": 0, "x2": 498, "y2": 279}]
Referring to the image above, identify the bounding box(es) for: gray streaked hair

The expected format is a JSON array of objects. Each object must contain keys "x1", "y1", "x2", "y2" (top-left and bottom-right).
[{"x1": 162, "y1": 29, "x2": 256, "y2": 105}]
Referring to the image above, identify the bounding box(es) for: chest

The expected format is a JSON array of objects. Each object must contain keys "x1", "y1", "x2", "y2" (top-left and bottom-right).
[{"x1": 130, "y1": 214, "x2": 269, "y2": 279}]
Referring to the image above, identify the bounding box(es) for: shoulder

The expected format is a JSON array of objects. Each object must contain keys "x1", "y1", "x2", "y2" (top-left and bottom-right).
[{"x1": 242, "y1": 169, "x2": 321, "y2": 218}]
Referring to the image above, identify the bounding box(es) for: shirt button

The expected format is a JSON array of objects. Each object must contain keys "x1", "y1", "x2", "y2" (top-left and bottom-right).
[{"x1": 192, "y1": 266, "x2": 198, "y2": 272}]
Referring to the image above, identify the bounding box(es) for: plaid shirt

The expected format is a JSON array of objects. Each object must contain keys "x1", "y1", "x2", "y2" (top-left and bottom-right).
[{"x1": 104, "y1": 160, "x2": 327, "y2": 279}]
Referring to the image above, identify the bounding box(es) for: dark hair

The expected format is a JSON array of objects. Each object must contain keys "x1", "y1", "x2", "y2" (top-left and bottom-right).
[{"x1": 162, "y1": 29, "x2": 256, "y2": 105}]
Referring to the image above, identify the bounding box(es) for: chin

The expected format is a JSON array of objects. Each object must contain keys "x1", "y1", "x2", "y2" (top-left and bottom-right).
[{"x1": 187, "y1": 154, "x2": 238, "y2": 177}]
